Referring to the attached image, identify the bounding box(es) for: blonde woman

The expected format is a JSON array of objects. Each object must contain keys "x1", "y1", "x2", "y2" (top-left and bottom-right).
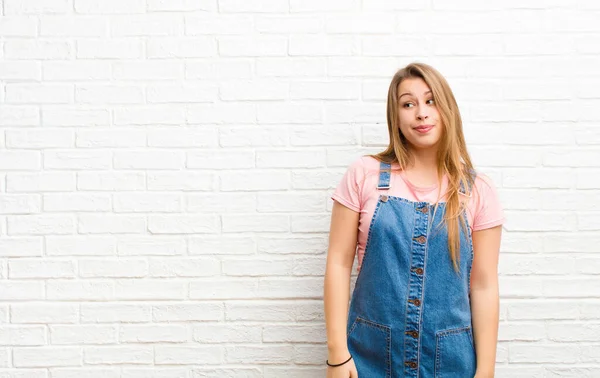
[{"x1": 324, "y1": 62, "x2": 504, "y2": 378}]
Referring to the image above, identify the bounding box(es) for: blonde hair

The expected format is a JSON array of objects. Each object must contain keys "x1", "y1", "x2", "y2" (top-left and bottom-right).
[{"x1": 371, "y1": 62, "x2": 478, "y2": 272}]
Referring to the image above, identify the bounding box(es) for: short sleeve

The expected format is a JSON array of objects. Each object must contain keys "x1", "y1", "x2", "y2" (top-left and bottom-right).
[
  {"x1": 472, "y1": 174, "x2": 505, "y2": 231},
  {"x1": 331, "y1": 157, "x2": 366, "y2": 212}
]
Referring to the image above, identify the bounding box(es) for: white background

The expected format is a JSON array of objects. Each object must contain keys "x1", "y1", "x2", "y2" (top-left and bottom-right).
[{"x1": 0, "y1": 0, "x2": 599, "y2": 377}]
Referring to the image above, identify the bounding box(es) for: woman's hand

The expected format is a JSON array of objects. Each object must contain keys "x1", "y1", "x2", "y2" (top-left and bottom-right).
[{"x1": 326, "y1": 356, "x2": 358, "y2": 378}]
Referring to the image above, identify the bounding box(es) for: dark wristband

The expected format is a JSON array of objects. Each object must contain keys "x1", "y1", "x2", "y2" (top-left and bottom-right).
[{"x1": 326, "y1": 355, "x2": 352, "y2": 367}]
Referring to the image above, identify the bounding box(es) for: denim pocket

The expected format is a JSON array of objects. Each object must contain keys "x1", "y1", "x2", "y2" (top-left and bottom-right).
[
  {"x1": 434, "y1": 326, "x2": 477, "y2": 378},
  {"x1": 347, "y1": 317, "x2": 391, "y2": 378}
]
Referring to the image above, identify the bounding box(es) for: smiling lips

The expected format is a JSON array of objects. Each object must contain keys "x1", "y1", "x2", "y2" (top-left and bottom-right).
[{"x1": 414, "y1": 125, "x2": 434, "y2": 134}]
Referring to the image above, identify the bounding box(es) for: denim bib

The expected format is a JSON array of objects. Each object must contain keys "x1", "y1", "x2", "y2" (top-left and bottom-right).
[{"x1": 347, "y1": 162, "x2": 477, "y2": 378}]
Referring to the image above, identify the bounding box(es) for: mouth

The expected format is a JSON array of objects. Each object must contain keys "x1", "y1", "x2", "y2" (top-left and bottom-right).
[{"x1": 414, "y1": 124, "x2": 434, "y2": 134}]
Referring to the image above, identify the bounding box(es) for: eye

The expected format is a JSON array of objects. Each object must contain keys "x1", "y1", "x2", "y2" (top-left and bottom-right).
[
  {"x1": 426, "y1": 99, "x2": 435, "y2": 105},
  {"x1": 403, "y1": 102, "x2": 414, "y2": 108}
]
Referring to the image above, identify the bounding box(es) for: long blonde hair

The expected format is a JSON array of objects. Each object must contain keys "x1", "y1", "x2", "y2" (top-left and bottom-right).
[{"x1": 371, "y1": 62, "x2": 477, "y2": 272}]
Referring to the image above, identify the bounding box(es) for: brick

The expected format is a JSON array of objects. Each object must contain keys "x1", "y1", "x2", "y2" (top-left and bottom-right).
[
  {"x1": 76, "y1": 85, "x2": 144, "y2": 104},
  {"x1": 13, "y1": 347, "x2": 81, "y2": 367},
  {"x1": 147, "y1": 37, "x2": 217, "y2": 58},
  {"x1": 40, "y1": 16, "x2": 108, "y2": 37},
  {"x1": 222, "y1": 258, "x2": 295, "y2": 277},
  {"x1": 119, "y1": 325, "x2": 188, "y2": 343},
  {"x1": 74, "y1": 0, "x2": 146, "y2": 14},
  {"x1": 11, "y1": 304, "x2": 79, "y2": 324},
  {"x1": 78, "y1": 214, "x2": 146, "y2": 234},
  {"x1": 0, "y1": 326, "x2": 46, "y2": 345},
  {"x1": 8, "y1": 215, "x2": 75, "y2": 235},
  {"x1": 193, "y1": 324, "x2": 261, "y2": 343},
  {"x1": 149, "y1": 258, "x2": 220, "y2": 277},
  {"x1": 113, "y1": 151, "x2": 184, "y2": 169},
  {"x1": 219, "y1": 37, "x2": 287, "y2": 57},
  {"x1": 289, "y1": 35, "x2": 357, "y2": 56},
  {"x1": 76, "y1": 39, "x2": 143, "y2": 59},
  {"x1": 152, "y1": 303, "x2": 224, "y2": 322},
  {"x1": 50, "y1": 325, "x2": 117, "y2": 345},
  {"x1": 220, "y1": 171, "x2": 289, "y2": 191},
  {"x1": 5, "y1": 40, "x2": 71, "y2": 60},
  {"x1": 147, "y1": 0, "x2": 216, "y2": 11},
  {"x1": 222, "y1": 214, "x2": 289, "y2": 233},
  {"x1": 290, "y1": 0, "x2": 358, "y2": 12},
  {"x1": 219, "y1": 0, "x2": 288, "y2": 13},
  {"x1": 155, "y1": 346, "x2": 223, "y2": 365},
  {"x1": 47, "y1": 281, "x2": 113, "y2": 301},
  {"x1": 118, "y1": 237, "x2": 186, "y2": 256},
  {"x1": 148, "y1": 215, "x2": 220, "y2": 234},
  {"x1": 257, "y1": 193, "x2": 324, "y2": 213},
  {"x1": 219, "y1": 126, "x2": 288, "y2": 147},
  {"x1": 186, "y1": 14, "x2": 254, "y2": 35},
  {"x1": 113, "y1": 193, "x2": 182, "y2": 213},
  {"x1": 110, "y1": 14, "x2": 183, "y2": 37},
  {"x1": 147, "y1": 84, "x2": 217, "y2": 104},
  {"x1": 189, "y1": 236, "x2": 255, "y2": 256},
  {"x1": 112, "y1": 61, "x2": 183, "y2": 81},
  {"x1": 0, "y1": 238, "x2": 43, "y2": 257},
  {"x1": 6, "y1": 84, "x2": 73, "y2": 104},
  {"x1": 255, "y1": 15, "x2": 321, "y2": 33},
  {"x1": 0, "y1": 194, "x2": 41, "y2": 214},
  {"x1": 9, "y1": 259, "x2": 75, "y2": 279},
  {"x1": 77, "y1": 172, "x2": 145, "y2": 191},
  {"x1": 84, "y1": 346, "x2": 153, "y2": 364},
  {"x1": 0, "y1": 61, "x2": 41, "y2": 80},
  {"x1": 5, "y1": 0, "x2": 70, "y2": 15},
  {"x1": 79, "y1": 259, "x2": 148, "y2": 278},
  {"x1": 256, "y1": 57, "x2": 326, "y2": 77},
  {"x1": 115, "y1": 280, "x2": 185, "y2": 300},
  {"x1": 263, "y1": 324, "x2": 326, "y2": 343},
  {"x1": 50, "y1": 368, "x2": 120, "y2": 378},
  {"x1": 7, "y1": 129, "x2": 73, "y2": 149},
  {"x1": 113, "y1": 106, "x2": 186, "y2": 125},
  {"x1": 225, "y1": 345, "x2": 293, "y2": 364},
  {"x1": 257, "y1": 150, "x2": 325, "y2": 168},
  {"x1": 81, "y1": 304, "x2": 151, "y2": 323},
  {"x1": 43, "y1": 193, "x2": 111, "y2": 212},
  {"x1": 46, "y1": 235, "x2": 117, "y2": 257},
  {"x1": 42, "y1": 106, "x2": 109, "y2": 127}
]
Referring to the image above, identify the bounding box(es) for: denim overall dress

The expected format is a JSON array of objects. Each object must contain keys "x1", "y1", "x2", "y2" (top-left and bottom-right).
[{"x1": 346, "y1": 162, "x2": 477, "y2": 378}]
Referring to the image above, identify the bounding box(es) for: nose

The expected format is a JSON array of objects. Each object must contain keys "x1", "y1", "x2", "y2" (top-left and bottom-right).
[{"x1": 416, "y1": 109, "x2": 428, "y2": 120}]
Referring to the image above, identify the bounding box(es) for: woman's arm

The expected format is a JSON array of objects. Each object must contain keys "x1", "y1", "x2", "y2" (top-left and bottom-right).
[
  {"x1": 470, "y1": 224, "x2": 502, "y2": 377},
  {"x1": 324, "y1": 201, "x2": 360, "y2": 363}
]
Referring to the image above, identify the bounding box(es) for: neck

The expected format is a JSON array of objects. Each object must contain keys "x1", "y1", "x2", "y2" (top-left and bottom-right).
[{"x1": 406, "y1": 147, "x2": 438, "y2": 175}]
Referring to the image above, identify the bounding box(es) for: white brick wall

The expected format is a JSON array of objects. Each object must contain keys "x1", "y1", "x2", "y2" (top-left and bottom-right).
[{"x1": 0, "y1": 0, "x2": 598, "y2": 376}]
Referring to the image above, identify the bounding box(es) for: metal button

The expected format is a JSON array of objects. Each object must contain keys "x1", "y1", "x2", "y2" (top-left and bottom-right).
[
  {"x1": 415, "y1": 236, "x2": 426, "y2": 244},
  {"x1": 406, "y1": 330, "x2": 419, "y2": 338},
  {"x1": 405, "y1": 361, "x2": 417, "y2": 369},
  {"x1": 415, "y1": 268, "x2": 423, "y2": 275},
  {"x1": 418, "y1": 206, "x2": 428, "y2": 214},
  {"x1": 408, "y1": 298, "x2": 421, "y2": 306},
  {"x1": 381, "y1": 194, "x2": 388, "y2": 202}
]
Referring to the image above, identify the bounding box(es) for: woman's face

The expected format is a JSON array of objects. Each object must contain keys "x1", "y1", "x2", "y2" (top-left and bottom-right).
[{"x1": 397, "y1": 77, "x2": 443, "y2": 152}]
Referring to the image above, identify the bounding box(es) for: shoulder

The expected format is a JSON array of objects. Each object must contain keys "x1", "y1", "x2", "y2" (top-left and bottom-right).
[
  {"x1": 350, "y1": 155, "x2": 380, "y2": 169},
  {"x1": 461, "y1": 169, "x2": 502, "y2": 209},
  {"x1": 345, "y1": 155, "x2": 381, "y2": 177},
  {"x1": 471, "y1": 172, "x2": 499, "y2": 197}
]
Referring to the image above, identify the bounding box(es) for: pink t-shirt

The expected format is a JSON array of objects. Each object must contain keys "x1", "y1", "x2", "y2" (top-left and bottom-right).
[{"x1": 331, "y1": 156, "x2": 505, "y2": 272}]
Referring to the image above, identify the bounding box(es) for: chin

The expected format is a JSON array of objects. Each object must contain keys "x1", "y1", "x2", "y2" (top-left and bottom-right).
[{"x1": 407, "y1": 139, "x2": 441, "y2": 150}]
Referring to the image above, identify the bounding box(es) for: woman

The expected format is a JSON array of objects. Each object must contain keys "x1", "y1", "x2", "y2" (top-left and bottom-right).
[{"x1": 324, "y1": 62, "x2": 504, "y2": 378}]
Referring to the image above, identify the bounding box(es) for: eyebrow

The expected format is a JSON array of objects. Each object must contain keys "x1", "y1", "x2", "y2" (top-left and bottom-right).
[{"x1": 399, "y1": 90, "x2": 432, "y2": 99}]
